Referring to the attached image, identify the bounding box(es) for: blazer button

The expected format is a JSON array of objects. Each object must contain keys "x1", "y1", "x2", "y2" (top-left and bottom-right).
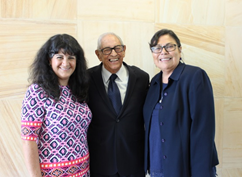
[
  {"x1": 163, "y1": 155, "x2": 167, "y2": 159},
  {"x1": 116, "y1": 119, "x2": 120, "y2": 123},
  {"x1": 161, "y1": 139, "x2": 165, "y2": 142},
  {"x1": 160, "y1": 122, "x2": 164, "y2": 126},
  {"x1": 160, "y1": 106, "x2": 163, "y2": 109},
  {"x1": 164, "y1": 92, "x2": 168, "y2": 96}
]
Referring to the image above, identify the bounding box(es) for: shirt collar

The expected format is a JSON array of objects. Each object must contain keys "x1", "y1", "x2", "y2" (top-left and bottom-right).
[
  {"x1": 169, "y1": 62, "x2": 185, "y2": 81},
  {"x1": 102, "y1": 63, "x2": 127, "y2": 84},
  {"x1": 153, "y1": 62, "x2": 185, "y2": 85}
]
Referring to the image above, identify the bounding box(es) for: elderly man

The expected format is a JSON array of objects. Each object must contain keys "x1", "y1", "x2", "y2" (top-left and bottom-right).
[{"x1": 87, "y1": 32, "x2": 149, "y2": 177}]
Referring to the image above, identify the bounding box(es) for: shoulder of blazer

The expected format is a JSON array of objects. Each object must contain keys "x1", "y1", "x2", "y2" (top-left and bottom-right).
[
  {"x1": 87, "y1": 64, "x2": 103, "y2": 84},
  {"x1": 150, "y1": 71, "x2": 161, "y2": 86},
  {"x1": 88, "y1": 64, "x2": 101, "y2": 74},
  {"x1": 123, "y1": 62, "x2": 149, "y2": 79}
]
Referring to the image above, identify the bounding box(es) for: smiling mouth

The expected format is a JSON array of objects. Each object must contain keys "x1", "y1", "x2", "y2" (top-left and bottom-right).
[
  {"x1": 159, "y1": 58, "x2": 171, "y2": 61},
  {"x1": 109, "y1": 58, "x2": 118, "y2": 62},
  {"x1": 60, "y1": 67, "x2": 70, "y2": 71}
]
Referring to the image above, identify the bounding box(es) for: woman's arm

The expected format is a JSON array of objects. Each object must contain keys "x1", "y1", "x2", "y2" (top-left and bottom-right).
[
  {"x1": 189, "y1": 69, "x2": 217, "y2": 176},
  {"x1": 22, "y1": 140, "x2": 42, "y2": 177}
]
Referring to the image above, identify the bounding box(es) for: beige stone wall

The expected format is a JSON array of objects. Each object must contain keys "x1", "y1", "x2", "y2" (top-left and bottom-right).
[{"x1": 0, "y1": 0, "x2": 241, "y2": 176}]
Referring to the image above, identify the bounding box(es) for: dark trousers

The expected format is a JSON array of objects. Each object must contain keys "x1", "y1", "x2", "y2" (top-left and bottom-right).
[{"x1": 91, "y1": 172, "x2": 145, "y2": 177}]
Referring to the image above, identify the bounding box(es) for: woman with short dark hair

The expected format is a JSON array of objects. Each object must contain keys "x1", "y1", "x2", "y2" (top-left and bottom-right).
[{"x1": 143, "y1": 29, "x2": 219, "y2": 177}]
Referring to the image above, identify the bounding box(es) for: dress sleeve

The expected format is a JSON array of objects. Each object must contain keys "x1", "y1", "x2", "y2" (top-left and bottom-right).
[
  {"x1": 189, "y1": 69, "x2": 216, "y2": 177},
  {"x1": 21, "y1": 84, "x2": 46, "y2": 143}
]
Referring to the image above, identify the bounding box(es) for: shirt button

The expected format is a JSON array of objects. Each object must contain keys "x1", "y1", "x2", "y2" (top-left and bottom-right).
[
  {"x1": 116, "y1": 119, "x2": 120, "y2": 123},
  {"x1": 161, "y1": 139, "x2": 165, "y2": 142},
  {"x1": 164, "y1": 92, "x2": 168, "y2": 96}
]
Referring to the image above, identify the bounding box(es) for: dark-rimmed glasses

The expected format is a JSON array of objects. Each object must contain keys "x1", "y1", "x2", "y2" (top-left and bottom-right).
[
  {"x1": 100, "y1": 45, "x2": 124, "y2": 55},
  {"x1": 151, "y1": 44, "x2": 177, "y2": 53}
]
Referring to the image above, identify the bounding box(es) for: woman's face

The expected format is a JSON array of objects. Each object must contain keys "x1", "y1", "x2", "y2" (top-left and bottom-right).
[
  {"x1": 50, "y1": 49, "x2": 76, "y2": 86},
  {"x1": 152, "y1": 34, "x2": 181, "y2": 74}
]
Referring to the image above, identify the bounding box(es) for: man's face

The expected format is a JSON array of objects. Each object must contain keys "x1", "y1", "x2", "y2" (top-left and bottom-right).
[{"x1": 95, "y1": 34, "x2": 126, "y2": 74}]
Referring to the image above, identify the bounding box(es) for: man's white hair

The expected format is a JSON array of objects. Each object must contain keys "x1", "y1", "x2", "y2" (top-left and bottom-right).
[{"x1": 97, "y1": 32, "x2": 124, "y2": 50}]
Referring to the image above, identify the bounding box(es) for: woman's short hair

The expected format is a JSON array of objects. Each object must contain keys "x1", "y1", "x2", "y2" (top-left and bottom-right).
[{"x1": 149, "y1": 29, "x2": 181, "y2": 48}]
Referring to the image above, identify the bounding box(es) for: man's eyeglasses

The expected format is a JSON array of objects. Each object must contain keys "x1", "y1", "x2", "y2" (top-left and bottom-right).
[
  {"x1": 151, "y1": 44, "x2": 177, "y2": 53},
  {"x1": 100, "y1": 45, "x2": 124, "y2": 55}
]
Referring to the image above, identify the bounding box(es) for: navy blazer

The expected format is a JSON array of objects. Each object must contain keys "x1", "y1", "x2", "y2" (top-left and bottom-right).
[
  {"x1": 87, "y1": 62, "x2": 149, "y2": 176},
  {"x1": 143, "y1": 62, "x2": 219, "y2": 177}
]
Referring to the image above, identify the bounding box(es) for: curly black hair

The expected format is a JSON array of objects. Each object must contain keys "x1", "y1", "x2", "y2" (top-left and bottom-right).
[{"x1": 28, "y1": 34, "x2": 89, "y2": 103}]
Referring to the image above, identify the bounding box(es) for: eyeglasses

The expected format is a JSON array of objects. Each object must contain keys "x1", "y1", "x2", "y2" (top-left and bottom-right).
[
  {"x1": 151, "y1": 44, "x2": 177, "y2": 53},
  {"x1": 100, "y1": 45, "x2": 124, "y2": 55}
]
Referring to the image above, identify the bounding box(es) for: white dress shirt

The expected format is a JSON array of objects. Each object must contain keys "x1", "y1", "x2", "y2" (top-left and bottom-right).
[{"x1": 101, "y1": 64, "x2": 129, "y2": 104}]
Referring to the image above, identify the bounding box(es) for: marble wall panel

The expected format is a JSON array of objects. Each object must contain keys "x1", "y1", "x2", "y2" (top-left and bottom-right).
[
  {"x1": 0, "y1": 0, "x2": 77, "y2": 20},
  {"x1": 182, "y1": 45, "x2": 225, "y2": 97},
  {"x1": 155, "y1": 23, "x2": 225, "y2": 55},
  {"x1": 0, "y1": 21, "x2": 77, "y2": 99},
  {"x1": 156, "y1": 0, "x2": 225, "y2": 25},
  {"x1": 0, "y1": 99, "x2": 28, "y2": 177},
  {"x1": 0, "y1": 0, "x2": 33, "y2": 18},
  {"x1": 156, "y1": 0, "x2": 193, "y2": 24},
  {"x1": 0, "y1": 0, "x2": 2, "y2": 17},
  {"x1": 214, "y1": 99, "x2": 224, "y2": 167},
  {"x1": 222, "y1": 168, "x2": 242, "y2": 177},
  {"x1": 191, "y1": 0, "x2": 225, "y2": 25},
  {"x1": 31, "y1": 0, "x2": 77, "y2": 20},
  {"x1": 225, "y1": 0, "x2": 242, "y2": 26},
  {"x1": 225, "y1": 27, "x2": 242, "y2": 97},
  {"x1": 78, "y1": 21, "x2": 156, "y2": 77},
  {"x1": 223, "y1": 98, "x2": 242, "y2": 168},
  {"x1": 77, "y1": 0, "x2": 154, "y2": 22}
]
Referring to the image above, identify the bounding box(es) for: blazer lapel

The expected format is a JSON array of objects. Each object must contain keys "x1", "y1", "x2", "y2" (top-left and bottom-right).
[
  {"x1": 91, "y1": 63, "x2": 117, "y2": 116},
  {"x1": 121, "y1": 63, "x2": 136, "y2": 113}
]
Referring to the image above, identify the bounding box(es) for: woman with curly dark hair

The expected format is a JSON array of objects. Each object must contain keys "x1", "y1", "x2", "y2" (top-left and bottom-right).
[{"x1": 21, "y1": 34, "x2": 92, "y2": 177}]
